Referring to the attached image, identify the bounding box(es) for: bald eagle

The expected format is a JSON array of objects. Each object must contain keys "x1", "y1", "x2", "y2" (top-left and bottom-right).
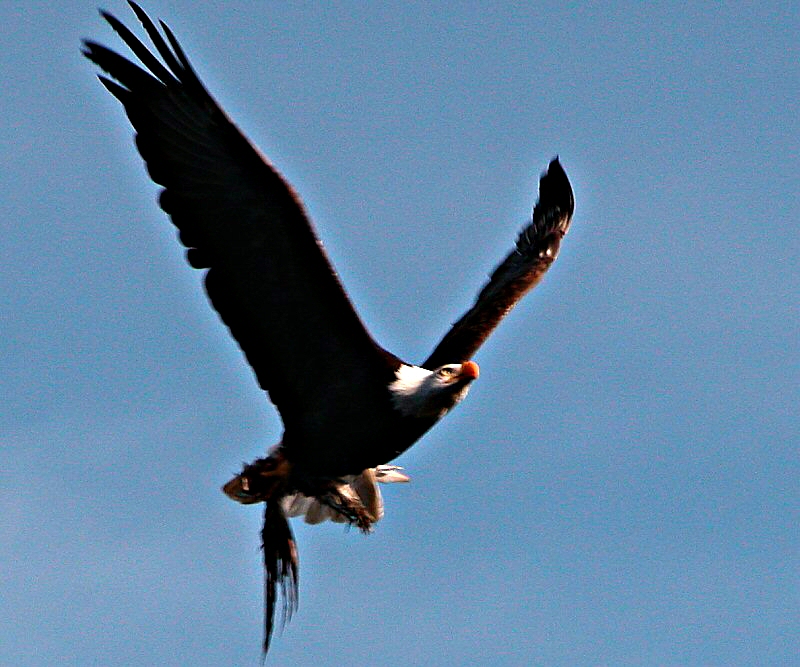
[{"x1": 83, "y1": 2, "x2": 575, "y2": 656}]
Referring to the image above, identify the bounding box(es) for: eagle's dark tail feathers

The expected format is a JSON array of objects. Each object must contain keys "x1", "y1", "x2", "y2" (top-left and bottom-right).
[{"x1": 261, "y1": 500, "x2": 299, "y2": 657}]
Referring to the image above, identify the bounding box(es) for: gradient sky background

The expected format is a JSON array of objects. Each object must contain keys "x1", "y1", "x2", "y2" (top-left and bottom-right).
[{"x1": 3, "y1": 2, "x2": 798, "y2": 665}]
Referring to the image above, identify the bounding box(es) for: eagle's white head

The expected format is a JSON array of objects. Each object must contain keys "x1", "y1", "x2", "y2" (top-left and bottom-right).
[{"x1": 389, "y1": 361, "x2": 480, "y2": 419}]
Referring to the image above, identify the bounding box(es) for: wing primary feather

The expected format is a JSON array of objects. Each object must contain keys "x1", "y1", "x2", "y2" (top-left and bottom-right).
[
  {"x1": 82, "y1": 41, "x2": 161, "y2": 94},
  {"x1": 96, "y1": 75, "x2": 130, "y2": 103},
  {"x1": 100, "y1": 10, "x2": 179, "y2": 86},
  {"x1": 159, "y1": 20, "x2": 197, "y2": 77},
  {"x1": 126, "y1": 1, "x2": 188, "y2": 82},
  {"x1": 422, "y1": 158, "x2": 574, "y2": 369}
]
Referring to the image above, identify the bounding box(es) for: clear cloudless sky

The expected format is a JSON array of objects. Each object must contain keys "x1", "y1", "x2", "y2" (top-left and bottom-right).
[{"x1": 2, "y1": 2, "x2": 798, "y2": 665}]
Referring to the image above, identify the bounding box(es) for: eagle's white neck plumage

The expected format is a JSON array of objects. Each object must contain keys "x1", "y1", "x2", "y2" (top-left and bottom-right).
[
  {"x1": 389, "y1": 363, "x2": 472, "y2": 419},
  {"x1": 390, "y1": 364, "x2": 433, "y2": 392}
]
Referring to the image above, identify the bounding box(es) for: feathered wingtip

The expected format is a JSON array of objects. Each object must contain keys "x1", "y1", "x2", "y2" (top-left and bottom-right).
[
  {"x1": 528, "y1": 157, "x2": 575, "y2": 239},
  {"x1": 81, "y1": 0, "x2": 208, "y2": 102},
  {"x1": 544, "y1": 157, "x2": 574, "y2": 210},
  {"x1": 261, "y1": 501, "x2": 299, "y2": 658},
  {"x1": 512, "y1": 157, "x2": 574, "y2": 264}
]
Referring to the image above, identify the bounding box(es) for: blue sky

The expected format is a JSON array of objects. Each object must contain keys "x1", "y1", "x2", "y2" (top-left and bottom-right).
[{"x1": 3, "y1": 2, "x2": 798, "y2": 665}]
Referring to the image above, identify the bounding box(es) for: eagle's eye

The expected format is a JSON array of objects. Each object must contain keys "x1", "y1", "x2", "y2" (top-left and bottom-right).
[{"x1": 437, "y1": 366, "x2": 455, "y2": 378}]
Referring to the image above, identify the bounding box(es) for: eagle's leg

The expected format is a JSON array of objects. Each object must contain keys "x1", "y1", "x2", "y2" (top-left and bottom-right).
[
  {"x1": 315, "y1": 484, "x2": 375, "y2": 533},
  {"x1": 222, "y1": 452, "x2": 291, "y2": 505}
]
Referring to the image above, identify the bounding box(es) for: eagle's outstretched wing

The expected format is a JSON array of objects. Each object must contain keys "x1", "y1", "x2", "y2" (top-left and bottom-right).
[
  {"x1": 83, "y1": 3, "x2": 399, "y2": 437},
  {"x1": 423, "y1": 158, "x2": 574, "y2": 369}
]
